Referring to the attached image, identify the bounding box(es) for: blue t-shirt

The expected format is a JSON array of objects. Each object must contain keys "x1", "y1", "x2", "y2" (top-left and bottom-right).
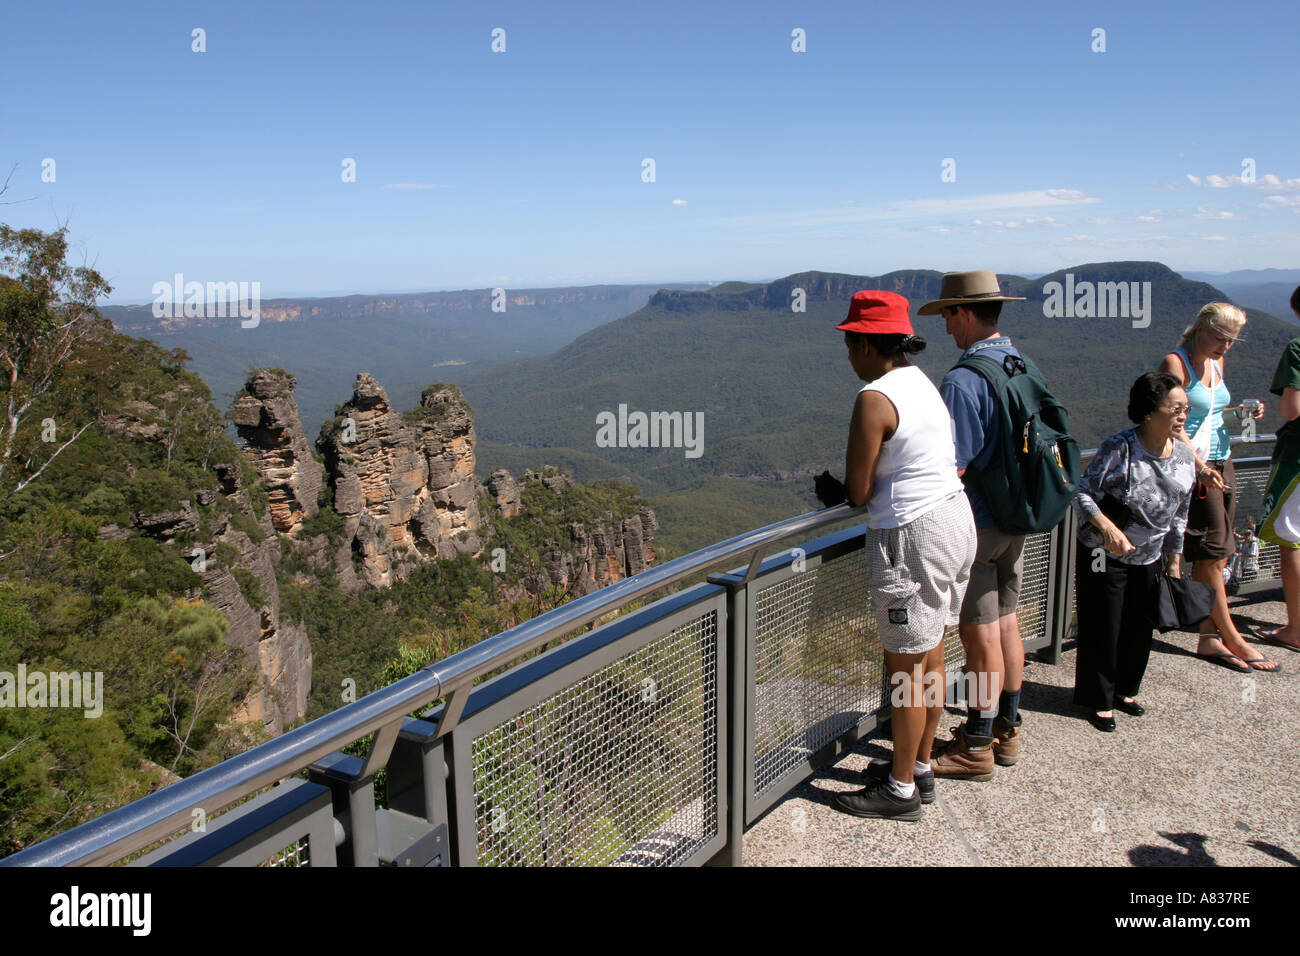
[{"x1": 939, "y1": 336, "x2": 1020, "y2": 530}]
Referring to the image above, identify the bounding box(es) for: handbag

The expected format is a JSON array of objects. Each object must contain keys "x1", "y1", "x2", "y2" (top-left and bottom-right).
[{"x1": 1149, "y1": 570, "x2": 1215, "y2": 633}]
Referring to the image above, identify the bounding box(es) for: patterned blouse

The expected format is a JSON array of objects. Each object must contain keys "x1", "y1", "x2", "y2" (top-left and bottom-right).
[{"x1": 1074, "y1": 428, "x2": 1196, "y2": 566}]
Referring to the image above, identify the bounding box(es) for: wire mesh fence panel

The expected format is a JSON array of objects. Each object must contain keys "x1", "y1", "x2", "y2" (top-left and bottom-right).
[
  {"x1": 1230, "y1": 459, "x2": 1278, "y2": 585},
  {"x1": 468, "y1": 612, "x2": 719, "y2": 867},
  {"x1": 259, "y1": 837, "x2": 310, "y2": 867},
  {"x1": 751, "y1": 550, "x2": 887, "y2": 799},
  {"x1": 1016, "y1": 530, "x2": 1054, "y2": 646}
]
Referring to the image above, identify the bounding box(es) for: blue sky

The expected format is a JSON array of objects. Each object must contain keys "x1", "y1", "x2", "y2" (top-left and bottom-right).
[{"x1": 2, "y1": 0, "x2": 1297, "y2": 303}]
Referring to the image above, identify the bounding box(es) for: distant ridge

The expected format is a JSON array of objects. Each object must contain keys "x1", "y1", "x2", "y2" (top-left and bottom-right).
[{"x1": 459, "y1": 262, "x2": 1297, "y2": 553}]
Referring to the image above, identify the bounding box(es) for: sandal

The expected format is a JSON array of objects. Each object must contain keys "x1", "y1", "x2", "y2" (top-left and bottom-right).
[
  {"x1": 1250, "y1": 625, "x2": 1300, "y2": 654},
  {"x1": 1194, "y1": 651, "x2": 1249, "y2": 673}
]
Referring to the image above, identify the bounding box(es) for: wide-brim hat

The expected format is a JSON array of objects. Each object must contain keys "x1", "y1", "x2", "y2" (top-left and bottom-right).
[
  {"x1": 916, "y1": 270, "x2": 1026, "y2": 315},
  {"x1": 836, "y1": 290, "x2": 915, "y2": 335}
]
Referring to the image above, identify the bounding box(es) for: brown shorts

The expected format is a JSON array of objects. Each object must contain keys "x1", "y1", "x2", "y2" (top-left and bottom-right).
[
  {"x1": 958, "y1": 526, "x2": 1025, "y2": 625},
  {"x1": 1184, "y1": 457, "x2": 1236, "y2": 562}
]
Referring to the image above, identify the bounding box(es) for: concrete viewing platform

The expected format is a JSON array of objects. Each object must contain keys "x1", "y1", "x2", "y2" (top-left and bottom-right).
[{"x1": 742, "y1": 590, "x2": 1300, "y2": 868}]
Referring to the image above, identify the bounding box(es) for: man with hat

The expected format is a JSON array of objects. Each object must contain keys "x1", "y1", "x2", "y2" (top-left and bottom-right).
[{"x1": 918, "y1": 271, "x2": 1030, "y2": 779}]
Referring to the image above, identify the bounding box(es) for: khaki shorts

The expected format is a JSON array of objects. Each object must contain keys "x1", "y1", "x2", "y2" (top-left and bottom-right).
[
  {"x1": 959, "y1": 526, "x2": 1025, "y2": 625},
  {"x1": 866, "y1": 493, "x2": 977, "y2": 655}
]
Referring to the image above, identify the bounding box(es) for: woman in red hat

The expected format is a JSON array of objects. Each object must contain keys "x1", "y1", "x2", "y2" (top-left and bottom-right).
[{"x1": 818, "y1": 290, "x2": 977, "y2": 821}]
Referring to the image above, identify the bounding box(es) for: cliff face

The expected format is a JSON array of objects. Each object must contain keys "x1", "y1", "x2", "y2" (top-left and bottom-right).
[
  {"x1": 317, "y1": 375, "x2": 482, "y2": 588},
  {"x1": 229, "y1": 370, "x2": 323, "y2": 535},
  {"x1": 492, "y1": 467, "x2": 659, "y2": 600},
  {"x1": 201, "y1": 517, "x2": 312, "y2": 733},
  {"x1": 98, "y1": 403, "x2": 312, "y2": 736},
  {"x1": 543, "y1": 506, "x2": 658, "y2": 595}
]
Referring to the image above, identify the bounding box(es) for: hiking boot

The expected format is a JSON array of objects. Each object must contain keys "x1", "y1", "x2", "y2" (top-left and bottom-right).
[
  {"x1": 861, "y1": 759, "x2": 935, "y2": 804},
  {"x1": 992, "y1": 715, "x2": 1022, "y2": 767},
  {"x1": 929, "y1": 726, "x2": 995, "y2": 780},
  {"x1": 832, "y1": 778, "x2": 923, "y2": 821}
]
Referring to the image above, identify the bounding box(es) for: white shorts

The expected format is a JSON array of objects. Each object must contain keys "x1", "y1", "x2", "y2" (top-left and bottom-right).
[{"x1": 865, "y1": 492, "x2": 977, "y2": 655}]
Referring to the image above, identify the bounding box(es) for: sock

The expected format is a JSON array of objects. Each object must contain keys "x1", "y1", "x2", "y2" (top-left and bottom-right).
[
  {"x1": 998, "y1": 689, "x2": 1021, "y2": 725},
  {"x1": 967, "y1": 708, "x2": 996, "y2": 739},
  {"x1": 888, "y1": 775, "x2": 916, "y2": 799},
  {"x1": 914, "y1": 760, "x2": 931, "y2": 776}
]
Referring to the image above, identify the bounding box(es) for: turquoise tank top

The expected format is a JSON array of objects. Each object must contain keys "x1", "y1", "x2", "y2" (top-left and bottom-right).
[{"x1": 1175, "y1": 346, "x2": 1231, "y2": 460}]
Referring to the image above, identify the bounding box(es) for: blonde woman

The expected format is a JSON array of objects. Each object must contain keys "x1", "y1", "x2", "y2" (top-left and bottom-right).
[{"x1": 1157, "y1": 302, "x2": 1278, "y2": 673}]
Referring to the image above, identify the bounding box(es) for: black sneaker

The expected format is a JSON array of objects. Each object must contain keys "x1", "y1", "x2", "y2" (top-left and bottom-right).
[
  {"x1": 861, "y1": 759, "x2": 935, "y2": 804},
  {"x1": 832, "y1": 778, "x2": 923, "y2": 821}
]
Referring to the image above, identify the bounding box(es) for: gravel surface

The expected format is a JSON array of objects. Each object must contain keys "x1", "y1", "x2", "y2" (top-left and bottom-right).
[{"x1": 741, "y1": 592, "x2": 1300, "y2": 867}]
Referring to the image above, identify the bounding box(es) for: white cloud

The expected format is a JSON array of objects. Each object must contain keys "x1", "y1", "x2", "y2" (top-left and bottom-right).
[
  {"x1": 713, "y1": 188, "x2": 1100, "y2": 231},
  {"x1": 1186, "y1": 172, "x2": 1300, "y2": 192},
  {"x1": 672, "y1": 198, "x2": 689, "y2": 206},
  {"x1": 1137, "y1": 215, "x2": 1159, "y2": 223},
  {"x1": 1263, "y1": 195, "x2": 1300, "y2": 208}
]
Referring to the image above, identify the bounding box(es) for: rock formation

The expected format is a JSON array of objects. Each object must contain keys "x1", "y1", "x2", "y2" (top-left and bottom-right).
[
  {"x1": 229, "y1": 369, "x2": 323, "y2": 535},
  {"x1": 200, "y1": 517, "x2": 312, "y2": 733},
  {"x1": 317, "y1": 375, "x2": 482, "y2": 588},
  {"x1": 99, "y1": 389, "x2": 312, "y2": 735},
  {"x1": 491, "y1": 467, "x2": 658, "y2": 598},
  {"x1": 487, "y1": 468, "x2": 521, "y2": 518}
]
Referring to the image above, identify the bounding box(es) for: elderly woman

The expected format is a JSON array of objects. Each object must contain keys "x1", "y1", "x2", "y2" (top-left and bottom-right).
[
  {"x1": 1073, "y1": 372, "x2": 1196, "y2": 731},
  {"x1": 1157, "y1": 302, "x2": 1278, "y2": 673},
  {"x1": 816, "y1": 290, "x2": 976, "y2": 819}
]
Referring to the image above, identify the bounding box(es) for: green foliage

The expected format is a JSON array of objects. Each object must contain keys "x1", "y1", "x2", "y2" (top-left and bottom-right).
[
  {"x1": 298, "y1": 505, "x2": 346, "y2": 547},
  {"x1": 232, "y1": 568, "x2": 265, "y2": 608}
]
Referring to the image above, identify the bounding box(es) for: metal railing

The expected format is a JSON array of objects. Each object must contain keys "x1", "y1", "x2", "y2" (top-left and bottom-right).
[{"x1": 2, "y1": 435, "x2": 1279, "y2": 867}]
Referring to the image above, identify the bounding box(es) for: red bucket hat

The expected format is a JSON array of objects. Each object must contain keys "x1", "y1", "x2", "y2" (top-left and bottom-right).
[{"x1": 836, "y1": 290, "x2": 915, "y2": 335}]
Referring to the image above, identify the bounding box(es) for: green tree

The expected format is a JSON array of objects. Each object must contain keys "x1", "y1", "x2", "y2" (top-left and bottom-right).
[{"x1": 0, "y1": 224, "x2": 113, "y2": 504}]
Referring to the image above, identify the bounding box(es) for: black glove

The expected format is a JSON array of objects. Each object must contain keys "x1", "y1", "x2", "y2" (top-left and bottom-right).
[{"x1": 815, "y1": 470, "x2": 847, "y2": 507}]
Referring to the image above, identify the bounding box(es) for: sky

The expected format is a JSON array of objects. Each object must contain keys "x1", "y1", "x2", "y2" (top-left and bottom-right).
[{"x1": 2, "y1": 0, "x2": 1298, "y2": 303}]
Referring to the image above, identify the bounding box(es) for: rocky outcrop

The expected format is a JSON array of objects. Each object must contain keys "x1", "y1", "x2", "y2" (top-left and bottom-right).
[
  {"x1": 200, "y1": 519, "x2": 312, "y2": 734},
  {"x1": 487, "y1": 468, "x2": 521, "y2": 518},
  {"x1": 130, "y1": 500, "x2": 198, "y2": 539},
  {"x1": 230, "y1": 370, "x2": 323, "y2": 535},
  {"x1": 317, "y1": 375, "x2": 483, "y2": 588},
  {"x1": 493, "y1": 467, "x2": 658, "y2": 599}
]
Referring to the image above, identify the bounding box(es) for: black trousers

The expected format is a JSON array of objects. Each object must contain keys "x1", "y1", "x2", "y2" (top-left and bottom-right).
[{"x1": 1073, "y1": 543, "x2": 1160, "y2": 711}]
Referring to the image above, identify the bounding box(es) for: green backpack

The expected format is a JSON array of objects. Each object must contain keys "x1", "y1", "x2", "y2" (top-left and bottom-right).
[{"x1": 954, "y1": 350, "x2": 1081, "y2": 535}]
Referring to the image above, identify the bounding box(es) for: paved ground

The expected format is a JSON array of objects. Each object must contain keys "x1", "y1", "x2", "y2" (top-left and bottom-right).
[{"x1": 742, "y1": 590, "x2": 1300, "y2": 867}]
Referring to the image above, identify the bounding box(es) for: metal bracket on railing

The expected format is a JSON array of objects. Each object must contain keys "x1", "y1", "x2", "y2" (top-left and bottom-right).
[
  {"x1": 359, "y1": 720, "x2": 403, "y2": 779},
  {"x1": 432, "y1": 684, "x2": 470, "y2": 740},
  {"x1": 707, "y1": 547, "x2": 768, "y2": 588}
]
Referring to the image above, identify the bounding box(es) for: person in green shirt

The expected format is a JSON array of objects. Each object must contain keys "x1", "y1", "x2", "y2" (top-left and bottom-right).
[{"x1": 1256, "y1": 285, "x2": 1300, "y2": 652}]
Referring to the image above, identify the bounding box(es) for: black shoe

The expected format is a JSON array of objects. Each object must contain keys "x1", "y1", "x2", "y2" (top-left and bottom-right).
[
  {"x1": 861, "y1": 759, "x2": 935, "y2": 804},
  {"x1": 1089, "y1": 712, "x2": 1117, "y2": 733},
  {"x1": 1114, "y1": 698, "x2": 1145, "y2": 717},
  {"x1": 833, "y1": 779, "x2": 923, "y2": 821}
]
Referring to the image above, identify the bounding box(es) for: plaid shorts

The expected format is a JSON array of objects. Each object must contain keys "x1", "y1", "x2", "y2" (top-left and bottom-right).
[{"x1": 866, "y1": 493, "x2": 977, "y2": 655}]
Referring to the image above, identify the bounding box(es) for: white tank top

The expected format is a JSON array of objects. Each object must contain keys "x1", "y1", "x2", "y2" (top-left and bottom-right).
[{"x1": 859, "y1": 365, "x2": 964, "y2": 529}]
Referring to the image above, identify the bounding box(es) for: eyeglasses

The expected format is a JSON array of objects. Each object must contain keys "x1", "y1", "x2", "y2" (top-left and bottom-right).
[
  {"x1": 1202, "y1": 326, "x2": 1240, "y2": 345},
  {"x1": 1162, "y1": 403, "x2": 1191, "y2": 414}
]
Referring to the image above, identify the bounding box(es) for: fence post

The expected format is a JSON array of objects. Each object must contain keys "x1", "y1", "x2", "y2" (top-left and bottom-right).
[{"x1": 704, "y1": 575, "x2": 747, "y2": 866}]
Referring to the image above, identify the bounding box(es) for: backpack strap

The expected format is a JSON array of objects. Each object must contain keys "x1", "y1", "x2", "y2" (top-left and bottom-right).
[{"x1": 951, "y1": 353, "x2": 1018, "y2": 480}]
